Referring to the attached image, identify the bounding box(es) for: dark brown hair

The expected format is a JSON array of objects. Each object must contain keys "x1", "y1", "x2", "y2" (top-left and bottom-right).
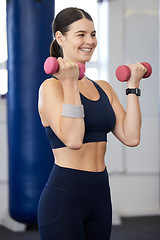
[{"x1": 50, "y1": 7, "x2": 93, "y2": 58}]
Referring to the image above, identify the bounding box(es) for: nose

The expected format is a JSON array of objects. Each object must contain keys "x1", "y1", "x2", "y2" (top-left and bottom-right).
[{"x1": 85, "y1": 34, "x2": 95, "y2": 45}]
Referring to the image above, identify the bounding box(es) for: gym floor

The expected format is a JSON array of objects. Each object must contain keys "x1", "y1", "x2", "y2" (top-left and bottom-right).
[{"x1": 0, "y1": 216, "x2": 160, "y2": 240}]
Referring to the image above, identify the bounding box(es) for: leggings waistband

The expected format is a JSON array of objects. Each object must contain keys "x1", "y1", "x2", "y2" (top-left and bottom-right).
[{"x1": 47, "y1": 164, "x2": 110, "y2": 194}]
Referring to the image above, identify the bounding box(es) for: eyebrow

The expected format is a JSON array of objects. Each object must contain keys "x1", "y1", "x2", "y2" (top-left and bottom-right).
[{"x1": 75, "y1": 30, "x2": 96, "y2": 34}]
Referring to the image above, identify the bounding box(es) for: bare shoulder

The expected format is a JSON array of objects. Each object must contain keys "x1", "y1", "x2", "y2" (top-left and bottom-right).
[
  {"x1": 39, "y1": 77, "x2": 63, "y2": 100},
  {"x1": 95, "y1": 80, "x2": 112, "y2": 90},
  {"x1": 95, "y1": 80, "x2": 114, "y2": 104},
  {"x1": 38, "y1": 78, "x2": 63, "y2": 112},
  {"x1": 39, "y1": 77, "x2": 62, "y2": 93}
]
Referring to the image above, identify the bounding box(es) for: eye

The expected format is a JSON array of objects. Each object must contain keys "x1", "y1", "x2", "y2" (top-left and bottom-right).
[
  {"x1": 91, "y1": 33, "x2": 96, "y2": 37},
  {"x1": 78, "y1": 34, "x2": 84, "y2": 37}
]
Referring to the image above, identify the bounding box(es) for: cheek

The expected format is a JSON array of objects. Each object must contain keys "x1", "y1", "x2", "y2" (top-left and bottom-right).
[
  {"x1": 69, "y1": 40, "x2": 81, "y2": 50},
  {"x1": 94, "y1": 39, "x2": 98, "y2": 47}
]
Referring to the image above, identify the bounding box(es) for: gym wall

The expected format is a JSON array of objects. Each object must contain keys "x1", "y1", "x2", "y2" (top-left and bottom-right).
[{"x1": 0, "y1": 0, "x2": 159, "y2": 228}]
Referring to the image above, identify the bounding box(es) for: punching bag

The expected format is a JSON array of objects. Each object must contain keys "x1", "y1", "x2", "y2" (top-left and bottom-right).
[{"x1": 7, "y1": 0, "x2": 55, "y2": 224}]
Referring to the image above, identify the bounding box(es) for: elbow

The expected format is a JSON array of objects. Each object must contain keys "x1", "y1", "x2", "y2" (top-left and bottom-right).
[
  {"x1": 126, "y1": 135, "x2": 141, "y2": 147},
  {"x1": 60, "y1": 131, "x2": 84, "y2": 150},
  {"x1": 134, "y1": 137, "x2": 140, "y2": 146},
  {"x1": 65, "y1": 139, "x2": 83, "y2": 150},
  {"x1": 129, "y1": 139, "x2": 140, "y2": 147}
]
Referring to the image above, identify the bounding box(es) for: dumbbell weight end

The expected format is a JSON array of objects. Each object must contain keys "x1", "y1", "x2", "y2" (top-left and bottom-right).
[
  {"x1": 44, "y1": 57, "x2": 59, "y2": 75},
  {"x1": 141, "y1": 62, "x2": 152, "y2": 78},
  {"x1": 115, "y1": 65, "x2": 131, "y2": 82}
]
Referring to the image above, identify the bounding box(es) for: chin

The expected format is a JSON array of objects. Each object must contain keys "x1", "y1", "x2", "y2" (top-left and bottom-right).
[{"x1": 79, "y1": 56, "x2": 92, "y2": 64}]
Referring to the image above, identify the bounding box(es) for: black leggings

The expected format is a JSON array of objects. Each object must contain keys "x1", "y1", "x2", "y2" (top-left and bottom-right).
[{"x1": 38, "y1": 164, "x2": 112, "y2": 240}]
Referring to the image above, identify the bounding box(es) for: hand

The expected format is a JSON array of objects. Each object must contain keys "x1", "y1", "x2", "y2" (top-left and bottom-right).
[
  {"x1": 53, "y1": 57, "x2": 80, "y2": 85},
  {"x1": 127, "y1": 62, "x2": 147, "y2": 88}
]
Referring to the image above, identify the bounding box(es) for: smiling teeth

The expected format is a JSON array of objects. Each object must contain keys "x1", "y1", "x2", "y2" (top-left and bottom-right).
[{"x1": 80, "y1": 48, "x2": 91, "y2": 52}]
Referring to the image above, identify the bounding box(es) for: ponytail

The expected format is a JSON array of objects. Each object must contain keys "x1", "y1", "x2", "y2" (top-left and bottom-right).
[{"x1": 50, "y1": 39, "x2": 63, "y2": 58}]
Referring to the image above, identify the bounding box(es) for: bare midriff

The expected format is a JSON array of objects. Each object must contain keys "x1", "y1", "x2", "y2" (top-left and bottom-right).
[{"x1": 53, "y1": 141, "x2": 107, "y2": 172}]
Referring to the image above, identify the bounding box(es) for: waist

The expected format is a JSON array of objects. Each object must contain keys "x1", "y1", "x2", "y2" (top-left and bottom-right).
[
  {"x1": 47, "y1": 164, "x2": 110, "y2": 194},
  {"x1": 53, "y1": 141, "x2": 107, "y2": 172}
]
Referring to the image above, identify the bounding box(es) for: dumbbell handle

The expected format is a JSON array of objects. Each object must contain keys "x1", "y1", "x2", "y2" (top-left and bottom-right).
[
  {"x1": 116, "y1": 62, "x2": 152, "y2": 82},
  {"x1": 44, "y1": 57, "x2": 85, "y2": 80}
]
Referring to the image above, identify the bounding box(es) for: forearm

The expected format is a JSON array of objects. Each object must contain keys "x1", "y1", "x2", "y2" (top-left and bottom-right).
[
  {"x1": 123, "y1": 80, "x2": 142, "y2": 145},
  {"x1": 123, "y1": 94, "x2": 142, "y2": 145},
  {"x1": 60, "y1": 82, "x2": 85, "y2": 149}
]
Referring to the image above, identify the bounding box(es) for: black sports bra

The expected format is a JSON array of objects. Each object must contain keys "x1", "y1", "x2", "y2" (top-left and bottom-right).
[{"x1": 45, "y1": 80, "x2": 116, "y2": 149}]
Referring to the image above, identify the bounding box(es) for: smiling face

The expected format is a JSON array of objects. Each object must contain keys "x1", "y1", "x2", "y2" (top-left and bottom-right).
[{"x1": 56, "y1": 18, "x2": 97, "y2": 64}]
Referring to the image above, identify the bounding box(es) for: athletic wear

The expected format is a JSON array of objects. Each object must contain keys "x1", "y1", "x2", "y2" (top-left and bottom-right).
[
  {"x1": 38, "y1": 164, "x2": 112, "y2": 240},
  {"x1": 45, "y1": 80, "x2": 116, "y2": 149},
  {"x1": 38, "y1": 79, "x2": 115, "y2": 239}
]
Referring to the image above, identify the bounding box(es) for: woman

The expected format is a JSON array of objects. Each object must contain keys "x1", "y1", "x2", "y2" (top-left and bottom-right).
[{"x1": 37, "y1": 7, "x2": 147, "y2": 240}]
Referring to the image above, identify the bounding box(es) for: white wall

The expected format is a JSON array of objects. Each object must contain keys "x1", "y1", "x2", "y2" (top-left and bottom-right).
[
  {"x1": 106, "y1": 0, "x2": 160, "y2": 216},
  {"x1": 0, "y1": 98, "x2": 8, "y2": 223}
]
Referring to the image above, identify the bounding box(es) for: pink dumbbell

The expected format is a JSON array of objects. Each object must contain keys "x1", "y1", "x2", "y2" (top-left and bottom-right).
[
  {"x1": 44, "y1": 57, "x2": 85, "y2": 80},
  {"x1": 116, "y1": 62, "x2": 152, "y2": 82}
]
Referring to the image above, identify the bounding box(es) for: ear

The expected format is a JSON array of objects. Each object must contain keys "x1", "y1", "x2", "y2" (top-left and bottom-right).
[{"x1": 55, "y1": 31, "x2": 65, "y2": 47}]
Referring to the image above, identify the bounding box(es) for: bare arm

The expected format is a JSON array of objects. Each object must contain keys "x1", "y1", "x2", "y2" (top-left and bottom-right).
[
  {"x1": 111, "y1": 89, "x2": 141, "y2": 146},
  {"x1": 112, "y1": 62, "x2": 147, "y2": 146},
  {"x1": 98, "y1": 62, "x2": 146, "y2": 146},
  {"x1": 38, "y1": 58, "x2": 85, "y2": 150}
]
